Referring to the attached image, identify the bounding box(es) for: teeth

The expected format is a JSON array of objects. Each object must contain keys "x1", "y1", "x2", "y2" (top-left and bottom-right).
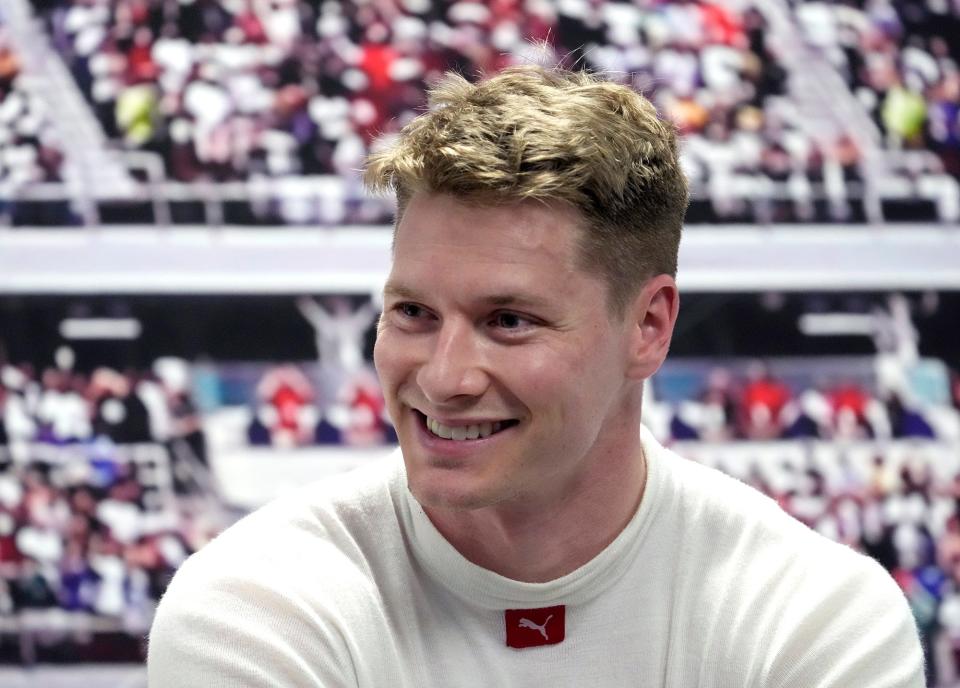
[
  {"x1": 431, "y1": 418, "x2": 452, "y2": 439},
  {"x1": 426, "y1": 417, "x2": 505, "y2": 441}
]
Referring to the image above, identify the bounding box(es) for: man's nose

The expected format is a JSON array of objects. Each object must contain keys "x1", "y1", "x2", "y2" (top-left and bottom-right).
[{"x1": 416, "y1": 319, "x2": 488, "y2": 404}]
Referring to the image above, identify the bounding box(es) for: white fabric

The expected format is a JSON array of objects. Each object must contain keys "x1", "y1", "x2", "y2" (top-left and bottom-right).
[{"x1": 148, "y1": 429, "x2": 924, "y2": 687}]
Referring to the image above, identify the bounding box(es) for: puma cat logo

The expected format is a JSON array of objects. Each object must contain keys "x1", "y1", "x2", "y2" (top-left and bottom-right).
[
  {"x1": 505, "y1": 606, "x2": 565, "y2": 648},
  {"x1": 518, "y1": 614, "x2": 553, "y2": 640}
]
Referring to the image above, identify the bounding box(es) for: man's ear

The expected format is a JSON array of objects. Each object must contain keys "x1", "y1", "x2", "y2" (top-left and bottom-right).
[{"x1": 624, "y1": 274, "x2": 679, "y2": 381}]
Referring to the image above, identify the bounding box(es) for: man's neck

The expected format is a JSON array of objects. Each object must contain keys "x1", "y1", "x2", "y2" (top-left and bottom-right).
[{"x1": 422, "y1": 439, "x2": 648, "y2": 583}]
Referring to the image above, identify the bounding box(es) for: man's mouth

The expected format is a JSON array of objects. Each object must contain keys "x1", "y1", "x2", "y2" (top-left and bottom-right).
[{"x1": 415, "y1": 410, "x2": 518, "y2": 441}]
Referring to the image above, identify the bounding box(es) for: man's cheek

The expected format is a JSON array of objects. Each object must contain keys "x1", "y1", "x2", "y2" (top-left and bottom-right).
[
  {"x1": 519, "y1": 355, "x2": 579, "y2": 397},
  {"x1": 373, "y1": 333, "x2": 404, "y2": 381}
]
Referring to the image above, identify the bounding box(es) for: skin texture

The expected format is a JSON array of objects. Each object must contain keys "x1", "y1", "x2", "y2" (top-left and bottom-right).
[{"x1": 374, "y1": 192, "x2": 679, "y2": 582}]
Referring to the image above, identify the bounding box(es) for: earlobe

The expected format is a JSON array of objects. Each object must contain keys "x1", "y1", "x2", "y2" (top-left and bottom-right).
[{"x1": 626, "y1": 275, "x2": 679, "y2": 381}]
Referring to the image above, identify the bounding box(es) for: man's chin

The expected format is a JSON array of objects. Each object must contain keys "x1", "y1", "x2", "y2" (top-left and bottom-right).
[
  {"x1": 399, "y1": 435, "x2": 521, "y2": 510},
  {"x1": 406, "y1": 472, "x2": 503, "y2": 512}
]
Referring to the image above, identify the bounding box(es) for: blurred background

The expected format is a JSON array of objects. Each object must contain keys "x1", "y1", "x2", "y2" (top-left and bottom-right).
[{"x1": 0, "y1": 0, "x2": 959, "y2": 685}]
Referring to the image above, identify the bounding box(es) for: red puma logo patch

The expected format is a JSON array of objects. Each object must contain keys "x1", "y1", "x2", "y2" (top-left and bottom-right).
[{"x1": 505, "y1": 606, "x2": 565, "y2": 648}]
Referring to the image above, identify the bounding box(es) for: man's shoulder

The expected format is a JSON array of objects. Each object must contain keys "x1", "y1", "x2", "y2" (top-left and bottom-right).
[
  {"x1": 651, "y1": 445, "x2": 923, "y2": 685},
  {"x1": 659, "y1": 446, "x2": 802, "y2": 539},
  {"x1": 756, "y1": 540, "x2": 924, "y2": 686},
  {"x1": 652, "y1": 444, "x2": 897, "y2": 594},
  {"x1": 163, "y1": 452, "x2": 405, "y2": 610},
  {"x1": 148, "y1": 453, "x2": 407, "y2": 686}
]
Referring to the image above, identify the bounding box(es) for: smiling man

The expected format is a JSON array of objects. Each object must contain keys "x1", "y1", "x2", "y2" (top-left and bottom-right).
[{"x1": 148, "y1": 67, "x2": 924, "y2": 687}]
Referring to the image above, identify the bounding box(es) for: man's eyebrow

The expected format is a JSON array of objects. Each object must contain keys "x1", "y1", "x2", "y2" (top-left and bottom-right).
[
  {"x1": 482, "y1": 294, "x2": 551, "y2": 308},
  {"x1": 383, "y1": 284, "x2": 551, "y2": 309},
  {"x1": 383, "y1": 284, "x2": 421, "y2": 301}
]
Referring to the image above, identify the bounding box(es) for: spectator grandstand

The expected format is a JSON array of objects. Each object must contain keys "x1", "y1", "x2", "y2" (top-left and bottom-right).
[
  {"x1": 797, "y1": 0, "x2": 960, "y2": 176},
  {"x1": 0, "y1": 442, "x2": 203, "y2": 663},
  {"x1": 650, "y1": 357, "x2": 959, "y2": 442},
  {"x1": 0, "y1": 0, "x2": 950, "y2": 225},
  {"x1": 0, "y1": 356, "x2": 225, "y2": 665},
  {"x1": 796, "y1": 0, "x2": 960, "y2": 220},
  {"x1": 1, "y1": 357, "x2": 207, "y2": 456}
]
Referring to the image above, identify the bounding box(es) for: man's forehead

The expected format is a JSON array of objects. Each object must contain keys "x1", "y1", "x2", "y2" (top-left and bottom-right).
[{"x1": 384, "y1": 192, "x2": 605, "y2": 306}]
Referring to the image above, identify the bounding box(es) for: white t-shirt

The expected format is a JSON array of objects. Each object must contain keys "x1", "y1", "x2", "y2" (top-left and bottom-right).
[{"x1": 148, "y1": 429, "x2": 924, "y2": 687}]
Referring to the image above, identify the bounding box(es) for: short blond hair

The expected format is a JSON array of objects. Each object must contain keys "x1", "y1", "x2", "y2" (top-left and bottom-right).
[{"x1": 364, "y1": 65, "x2": 688, "y2": 315}]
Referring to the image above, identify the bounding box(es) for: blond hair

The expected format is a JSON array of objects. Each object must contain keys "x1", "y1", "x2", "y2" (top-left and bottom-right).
[{"x1": 364, "y1": 65, "x2": 688, "y2": 315}]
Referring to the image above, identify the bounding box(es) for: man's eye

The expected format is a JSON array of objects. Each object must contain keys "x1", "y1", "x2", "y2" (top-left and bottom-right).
[
  {"x1": 398, "y1": 303, "x2": 424, "y2": 318},
  {"x1": 492, "y1": 312, "x2": 529, "y2": 329}
]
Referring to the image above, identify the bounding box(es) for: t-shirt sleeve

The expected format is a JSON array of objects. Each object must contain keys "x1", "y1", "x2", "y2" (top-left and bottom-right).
[{"x1": 763, "y1": 552, "x2": 925, "y2": 688}]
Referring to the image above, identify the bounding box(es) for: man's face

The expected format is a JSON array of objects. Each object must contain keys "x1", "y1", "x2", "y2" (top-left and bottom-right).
[{"x1": 374, "y1": 192, "x2": 637, "y2": 512}]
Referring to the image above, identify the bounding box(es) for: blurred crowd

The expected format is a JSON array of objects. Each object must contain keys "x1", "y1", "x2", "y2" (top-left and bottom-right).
[
  {"x1": 0, "y1": 446, "x2": 194, "y2": 630},
  {"x1": 28, "y1": 0, "x2": 881, "y2": 223},
  {"x1": 238, "y1": 357, "x2": 960, "y2": 450},
  {"x1": 0, "y1": 357, "x2": 207, "y2": 465},
  {"x1": 245, "y1": 364, "x2": 396, "y2": 448},
  {"x1": 0, "y1": 356, "x2": 215, "y2": 660},
  {"x1": 0, "y1": 25, "x2": 64, "y2": 188},
  {"x1": 661, "y1": 363, "x2": 960, "y2": 444},
  {"x1": 798, "y1": 0, "x2": 960, "y2": 178},
  {"x1": 0, "y1": 0, "x2": 949, "y2": 224}
]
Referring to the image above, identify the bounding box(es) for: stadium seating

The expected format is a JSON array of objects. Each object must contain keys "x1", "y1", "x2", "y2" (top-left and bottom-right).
[
  {"x1": 0, "y1": 442, "x2": 213, "y2": 663},
  {"x1": 796, "y1": 0, "x2": 960, "y2": 221},
  {"x1": 0, "y1": 359, "x2": 225, "y2": 662},
  {"x1": 12, "y1": 0, "x2": 956, "y2": 225}
]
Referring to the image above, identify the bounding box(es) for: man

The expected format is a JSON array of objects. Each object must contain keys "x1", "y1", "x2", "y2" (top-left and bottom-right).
[{"x1": 148, "y1": 66, "x2": 924, "y2": 686}]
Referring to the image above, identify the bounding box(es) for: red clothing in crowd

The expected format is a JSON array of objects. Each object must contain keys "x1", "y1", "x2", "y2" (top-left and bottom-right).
[
  {"x1": 700, "y1": 3, "x2": 743, "y2": 45},
  {"x1": 829, "y1": 384, "x2": 870, "y2": 423},
  {"x1": 271, "y1": 384, "x2": 307, "y2": 433},
  {"x1": 742, "y1": 377, "x2": 791, "y2": 418}
]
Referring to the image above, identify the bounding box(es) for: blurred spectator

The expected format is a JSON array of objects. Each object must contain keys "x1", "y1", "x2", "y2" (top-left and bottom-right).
[
  {"x1": 780, "y1": 388, "x2": 831, "y2": 439},
  {"x1": 36, "y1": 367, "x2": 91, "y2": 443},
  {"x1": 296, "y1": 295, "x2": 378, "y2": 373},
  {"x1": 252, "y1": 364, "x2": 315, "y2": 447},
  {"x1": 89, "y1": 368, "x2": 152, "y2": 444},
  {"x1": 337, "y1": 368, "x2": 390, "y2": 447},
  {"x1": 888, "y1": 392, "x2": 937, "y2": 439},
  {"x1": 828, "y1": 380, "x2": 875, "y2": 438},
  {"x1": 0, "y1": 26, "x2": 64, "y2": 188},
  {"x1": 155, "y1": 358, "x2": 209, "y2": 466},
  {"x1": 739, "y1": 363, "x2": 792, "y2": 439}
]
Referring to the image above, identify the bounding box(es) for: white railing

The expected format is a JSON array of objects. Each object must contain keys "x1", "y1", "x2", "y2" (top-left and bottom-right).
[{"x1": 1, "y1": 172, "x2": 957, "y2": 228}]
